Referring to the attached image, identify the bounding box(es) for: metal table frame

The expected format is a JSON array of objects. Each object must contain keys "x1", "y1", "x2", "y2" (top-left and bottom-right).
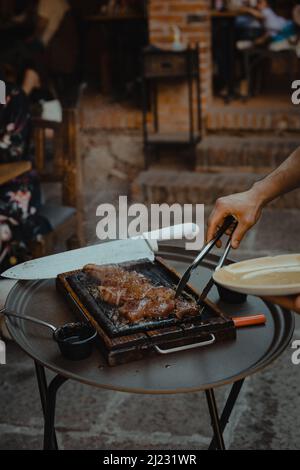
[{"x1": 34, "y1": 360, "x2": 244, "y2": 451}]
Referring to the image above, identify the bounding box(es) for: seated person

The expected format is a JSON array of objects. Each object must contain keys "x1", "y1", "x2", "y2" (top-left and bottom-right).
[
  {"x1": 0, "y1": 74, "x2": 51, "y2": 272},
  {"x1": 36, "y1": 0, "x2": 70, "y2": 47},
  {"x1": 235, "y1": 0, "x2": 298, "y2": 95},
  {"x1": 0, "y1": 0, "x2": 77, "y2": 105},
  {"x1": 36, "y1": 0, "x2": 78, "y2": 103},
  {"x1": 0, "y1": 1, "x2": 43, "y2": 95},
  {"x1": 238, "y1": 0, "x2": 297, "y2": 49},
  {"x1": 235, "y1": 1, "x2": 263, "y2": 43}
]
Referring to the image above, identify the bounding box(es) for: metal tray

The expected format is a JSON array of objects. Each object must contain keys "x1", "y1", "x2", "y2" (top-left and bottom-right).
[
  {"x1": 56, "y1": 257, "x2": 236, "y2": 365},
  {"x1": 57, "y1": 257, "x2": 233, "y2": 336},
  {"x1": 4, "y1": 246, "x2": 295, "y2": 394}
]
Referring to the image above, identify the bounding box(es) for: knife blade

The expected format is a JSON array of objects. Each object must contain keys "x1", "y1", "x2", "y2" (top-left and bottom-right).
[{"x1": 1, "y1": 223, "x2": 199, "y2": 280}]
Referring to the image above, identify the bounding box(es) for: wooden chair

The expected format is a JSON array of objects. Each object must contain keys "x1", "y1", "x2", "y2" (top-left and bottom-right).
[{"x1": 30, "y1": 108, "x2": 85, "y2": 258}]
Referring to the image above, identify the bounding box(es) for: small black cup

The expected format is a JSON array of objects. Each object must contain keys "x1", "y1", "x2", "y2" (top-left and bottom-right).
[
  {"x1": 216, "y1": 284, "x2": 248, "y2": 305},
  {"x1": 53, "y1": 322, "x2": 97, "y2": 361}
]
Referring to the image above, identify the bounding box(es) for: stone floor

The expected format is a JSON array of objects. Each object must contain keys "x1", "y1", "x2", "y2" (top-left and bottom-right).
[{"x1": 1, "y1": 206, "x2": 300, "y2": 450}]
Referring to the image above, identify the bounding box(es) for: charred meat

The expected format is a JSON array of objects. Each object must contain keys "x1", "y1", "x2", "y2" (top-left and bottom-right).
[{"x1": 84, "y1": 264, "x2": 198, "y2": 323}]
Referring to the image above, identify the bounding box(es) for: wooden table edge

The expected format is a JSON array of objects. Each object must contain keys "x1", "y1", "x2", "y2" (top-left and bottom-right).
[{"x1": 0, "y1": 161, "x2": 32, "y2": 185}]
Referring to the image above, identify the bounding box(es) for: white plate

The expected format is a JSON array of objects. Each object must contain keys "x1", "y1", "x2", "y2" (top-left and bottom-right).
[{"x1": 213, "y1": 254, "x2": 300, "y2": 296}]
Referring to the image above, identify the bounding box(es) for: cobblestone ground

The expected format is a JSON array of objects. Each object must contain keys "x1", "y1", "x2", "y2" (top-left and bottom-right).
[{"x1": 1, "y1": 208, "x2": 300, "y2": 450}]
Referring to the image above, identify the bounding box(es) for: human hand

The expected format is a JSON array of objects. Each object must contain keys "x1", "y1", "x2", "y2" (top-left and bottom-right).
[
  {"x1": 206, "y1": 189, "x2": 263, "y2": 249},
  {"x1": 263, "y1": 295, "x2": 300, "y2": 314}
]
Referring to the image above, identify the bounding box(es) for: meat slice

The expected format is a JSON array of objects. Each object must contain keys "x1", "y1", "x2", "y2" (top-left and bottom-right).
[
  {"x1": 174, "y1": 299, "x2": 199, "y2": 320},
  {"x1": 119, "y1": 297, "x2": 176, "y2": 322},
  {"x1": 83, "y1": 264, "x2": 199, "y2": 323},
  {"x1": 84, "y1": 264, "x2": 130, "y2": 286},
  {"x1": 98, "y1": 286, "x2": 127, "y2": 306}
]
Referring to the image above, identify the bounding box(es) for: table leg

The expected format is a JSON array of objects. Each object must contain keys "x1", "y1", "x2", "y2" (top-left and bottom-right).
[
  {"x1": 208, "y1": 379, "x2": 245, "y2": 450},
  {"x1": 205, "y1": 388, "x2": 226, "y2": 450},
  {"x1": 244, "y1": 52, "x2": 251, "y2": 100},
  {"x1": 34, "y1": 362, "x2": 48, "y2": 417},
  {"x1": 44, "y1": 374, "x2": 68, "y2": 450},
  {"x1": 34, "y1": 362, "x2": 58, "y2": 450}
]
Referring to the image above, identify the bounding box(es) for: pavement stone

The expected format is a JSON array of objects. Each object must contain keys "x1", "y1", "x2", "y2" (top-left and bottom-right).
[{"x1": 0, "y1": 430, "x2": 42, "y2": 451}]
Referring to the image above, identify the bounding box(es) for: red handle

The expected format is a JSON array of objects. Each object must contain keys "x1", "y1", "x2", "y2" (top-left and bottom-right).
[{"x1": 233, "y1": 314, "x2": 266, "y2": 328}]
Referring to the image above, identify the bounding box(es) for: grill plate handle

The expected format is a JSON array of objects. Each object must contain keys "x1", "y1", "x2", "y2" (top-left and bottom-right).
[{"x1": 154, "y1": 334, "x2": 215, "y2": 355}]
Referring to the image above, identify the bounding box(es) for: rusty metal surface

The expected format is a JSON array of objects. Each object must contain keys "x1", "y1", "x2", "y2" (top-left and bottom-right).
[{"x1": 4, "y1": 245, "x2": 294, "y2": 394}]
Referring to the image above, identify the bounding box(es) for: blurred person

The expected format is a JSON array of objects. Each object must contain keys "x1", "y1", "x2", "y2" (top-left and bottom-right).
[
  {"x1": 36, "y1": 0, "x2": 78, "y2": 103},
  {"x1": 36, "y1": 0, "x2": 70, "y2": 47},
  {"x1": 206, "y1": 149, "x2": 300, "y2": 313},
  {"x1": 0, "y1": 73, "x2": 51, "y2": 272},
  {"x1": 234, "y1": 0, "x2": 263, "y2": 42},
  {"x1": 212, "y1": 1, "x2": 262, "y2": 99},
  {"x1": 0, "y1": 0, "x2": 78, "y2": 104},
  {"x1": 235, "y1": 1, "x2": 298, "y2": 97},
  {"x1": 0, "y1": 0, "x2": 43, "y2": 96},
  {"x1": 239, "y1": 0, "x2": 297, "y2": 48}
]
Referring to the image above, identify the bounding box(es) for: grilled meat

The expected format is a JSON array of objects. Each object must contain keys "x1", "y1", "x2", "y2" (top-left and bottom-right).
[
  {"x1": 98, "y1": 286, "x2": 127, "y2": 306},
  {"x1": 83, "y1": 264, "x2": 199, "y2": 323},
  {"x1": 174, "y1": 299, "x2": 199, "y2": 320}
]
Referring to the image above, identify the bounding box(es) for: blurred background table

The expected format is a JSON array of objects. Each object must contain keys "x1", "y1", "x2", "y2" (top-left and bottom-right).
[
  {"x1": 210, "y1": 10, "x2": 242, "y2": 18},
  {"x1": 85, "y1": 14, "x2": 143, "y2": 22}
]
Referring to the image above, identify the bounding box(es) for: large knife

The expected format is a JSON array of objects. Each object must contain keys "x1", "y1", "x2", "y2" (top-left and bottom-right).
[{"x1": 1, "y1": 224, "x2": 199, "y2": 280}]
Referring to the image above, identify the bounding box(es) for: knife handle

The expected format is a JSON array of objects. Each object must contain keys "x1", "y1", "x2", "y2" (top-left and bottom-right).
[
  {"x1": 233, "y1": 314, "x2": 266, "y2": 328},
  {"x1": 142, "y1": 224, "x2": 199, "y2": 243}
]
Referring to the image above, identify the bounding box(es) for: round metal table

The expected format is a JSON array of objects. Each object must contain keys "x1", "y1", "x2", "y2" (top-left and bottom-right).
[{"x1": 5, "y1": 245, "x2": 295, "y2": 450}]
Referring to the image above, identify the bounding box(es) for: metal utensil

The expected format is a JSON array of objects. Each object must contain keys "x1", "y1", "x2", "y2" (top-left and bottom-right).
[
  {"x1": 1, "y1": 223, "x2": 199, "y2": 280},
  {"x1": 153, "y1": 313, "x2": 267, "y2": 356},
  {"x1": 0, "y1": 309, "x2": 97, "y2": 360},
  {"x1": 198, "y1": 232, "x2": 235, "y2": 304},
  {"x1": 175, "y1": 216, "x2": 237, "y2": 299},
  {"x1": 0, "y1": 308, "x2": 56, "y2": 332}
]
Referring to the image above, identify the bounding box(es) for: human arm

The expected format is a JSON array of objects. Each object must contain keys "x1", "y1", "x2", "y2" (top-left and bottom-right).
[
  {"x1": 254, "y1": 32, "x2": 270, "y2": 45},
  {"x1": 35, "y1": 15, "x2": 49, "y2": 42},
  {"x1": 239, "y1": 6, "x2": 264, "y2": 20},
  {"x1": 263, "y1": 295, "x2": 300, "y2": 314},
  {"x1": 206, "y1": 148, "x2": 300, "y2": 248}
]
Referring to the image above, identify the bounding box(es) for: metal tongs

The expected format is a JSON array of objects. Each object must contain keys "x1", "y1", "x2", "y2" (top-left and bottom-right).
[{"x1": 175, "y1": 216, "x2": 238, "y2": 300}]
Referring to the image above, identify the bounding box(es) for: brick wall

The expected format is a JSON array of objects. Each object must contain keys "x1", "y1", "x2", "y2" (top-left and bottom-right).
[{"x1": 148, "y1": 0, "x2": 212, "y2": 131}]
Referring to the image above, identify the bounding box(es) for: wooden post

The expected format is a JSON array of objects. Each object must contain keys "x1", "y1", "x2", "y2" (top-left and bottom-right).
[{"x1": 62, "y1": 108, "x2": 85, "y2": 247}]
